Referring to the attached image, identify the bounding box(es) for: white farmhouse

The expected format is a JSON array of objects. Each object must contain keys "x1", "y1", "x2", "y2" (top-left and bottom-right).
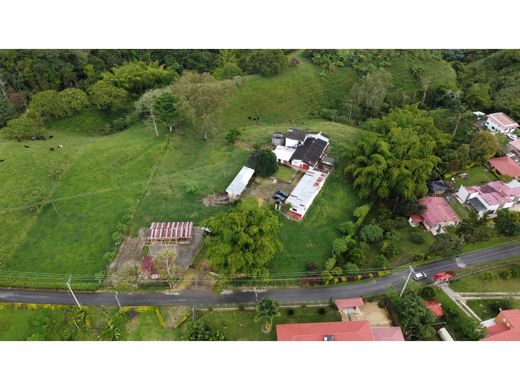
[
  {"x1": 456, "y1": 180, "x2": 520, "y2": 217},
  {"x1": 485, "y1": 112, "x2": 519, "y2": 134}
]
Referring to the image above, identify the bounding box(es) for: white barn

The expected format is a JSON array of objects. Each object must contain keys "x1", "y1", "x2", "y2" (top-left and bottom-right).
[
  {"x1": 226, "y1": 166, "x2": 255, "y2": 200},
  {"x1": 286, "y1": 168, "x2": 328, "y2": 220}
]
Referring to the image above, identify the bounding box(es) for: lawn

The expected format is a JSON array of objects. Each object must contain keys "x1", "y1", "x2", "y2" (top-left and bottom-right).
[
  {"x1": 452, "y1": 165, "x2": 498, "y2": 188},
  {"x1": 450, "y1": 263, "x2": 520, "y2": 292},
  {"x1": 222, "y1": 52, "x2": 326, "y2": 129},
  {"x1": 200, "y1": 305, "x2": 341, "y2": 341},
  {"x1": 274, "y1": 165, "x2": 294, "y2": 183},
  {"x1": 2, "y1": 119, "x2": 164, "y2": 287},
  {"x1": 432, "y1": 288, "x2": 474, "y2": 341},
  {"x1": 467, "y1": 299, "x2": 520, "y2": 320}
]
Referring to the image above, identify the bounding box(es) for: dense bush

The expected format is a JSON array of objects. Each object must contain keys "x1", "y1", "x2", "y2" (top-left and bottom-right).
[
  {"x1": 409, "y1": 232, "x2": 425, "y2": 244},
  {"x1": 246, "y1": 50, "x2": 287, "y2": 77},
  {"x1": 360, "y1": 223, "x2": 384, "y2": 243},
  {"x1": 251, "y1": 149, "x2": 278, "y2": 177}
]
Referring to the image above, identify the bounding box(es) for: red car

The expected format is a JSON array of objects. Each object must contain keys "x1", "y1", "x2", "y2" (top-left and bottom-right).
[{"x1": 433, "y1": 272, "x2": 455, "y2": 282}]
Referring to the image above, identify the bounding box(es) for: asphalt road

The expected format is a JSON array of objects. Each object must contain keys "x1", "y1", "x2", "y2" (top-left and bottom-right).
[{"x1": 0, "y1": 242, "x2": 519, "y2": 307}]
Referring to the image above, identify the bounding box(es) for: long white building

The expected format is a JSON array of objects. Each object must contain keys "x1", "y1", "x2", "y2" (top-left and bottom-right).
[{"x1": 287, "y1": 168, "x2": 328, "y2": 220}]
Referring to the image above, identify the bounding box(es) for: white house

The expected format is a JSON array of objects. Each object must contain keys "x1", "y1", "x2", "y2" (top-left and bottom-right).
[
  {"x1": 226, "y1": 166, "x2": 255, "y2": 200},
  {"x1": 273, "y1": 145, "x2": 296, "y2": 165},
  {"x1": 287, "y1": 168, "x2": 328, "y2": 220},
  {"x1": 485, "y1": 112, "x2": 519, "y2": 134},
  {"x1": 284, "y1": 128, "x2": 307, "y2": 148},
  {"x1": 456, "y1": 180, "x2": 520, "y2": 217}
]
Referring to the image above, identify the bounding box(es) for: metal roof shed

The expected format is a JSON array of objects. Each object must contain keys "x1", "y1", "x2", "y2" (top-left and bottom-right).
[
  {"x1": 287, "y1": 168, "x2": 328, "y2": 220},
  {"x1": 226, "y1": 166, "x2": 255, "y2": 200}
]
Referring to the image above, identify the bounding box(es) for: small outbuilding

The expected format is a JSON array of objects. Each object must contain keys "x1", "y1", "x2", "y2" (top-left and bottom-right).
[
  {"x1": 287, "y1": 168, "x2": 328, "y2": 220},
  {"x1": 427, "y1": 180, "x2": 450, "y2": 195},
  {"x1": 147, "y1": 221, "x2": 194, "y2": 245},
  {"x1": 226, "y1": 166, "x2": 255, "y2": 200}
]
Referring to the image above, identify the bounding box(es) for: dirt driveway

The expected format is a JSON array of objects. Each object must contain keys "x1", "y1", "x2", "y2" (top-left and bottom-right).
[
  {"x1": 243, "y1": 171, "x2": 303, "y2": 205},
  {"x1": 342, "y1": 302, "x2": 393, "y2": 327}
]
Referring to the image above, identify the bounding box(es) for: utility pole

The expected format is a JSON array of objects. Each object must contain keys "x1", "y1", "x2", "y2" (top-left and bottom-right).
[
  {"x1": 115, "y1": 291, "x2": 122, "y2": 310},
  {"x1": 67, "y1": 275, "x2": 81, "y2": 308},
  {"x1": 400, "y1": 266, "x2": 415, "y2": 297}
]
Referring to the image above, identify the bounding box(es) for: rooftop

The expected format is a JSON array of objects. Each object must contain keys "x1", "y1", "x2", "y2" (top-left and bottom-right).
[
  {"x1": 273, "y1": 145, "x2": 296, "y2": 162},
  {"x1": 481, "y1": 309, "x2": 520, "y2": 341},
  {"x1": 148, "y1": 221, "x2": 193, "y2": 239},
  {"x1": 226, "y1": 166, "x2": 255, "y2": 197},
  {"x1": 411, "y1": 197, "x2": 460, "y2": 227},
  {"x1": 276, "y1": 320, "x2": 404, "y2": 341},
  {"x1": 285, "y1": 128, "x2": 307, "y2": 142},
  {"x1": 290, "y1": 137, "x2": 328, "y2": 167},
  {"x1": 287, "y1": 168, "x2": 328, "y2": 218},
  {"x1": 488, "y1": 156, "x2": 520, "y2": 178},
  {"x1": 336, "y1": 297, "x2": 364, "y2": 310},
  {"x1": 466, "y1": 180, "x2": 520, "y2": 206},
  {"x1": 488, "y1": 112, "x2": 519, "y2": 128},
  {"x1": 425, "y1": 300, "x2": 444, "y2": 318}
]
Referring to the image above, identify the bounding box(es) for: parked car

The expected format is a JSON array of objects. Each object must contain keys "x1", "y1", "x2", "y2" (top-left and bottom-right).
[
  {"x1": 276, "y1": 189, "x2": 289, "y2": 199},
  {"x1": 507, "y1": 133, "x2": 517, "y2": 141},
  {"x1": 412, "y1": 271, "x2": 427, "y2": 281},
  {"x1": 273, "y1": 193, "x2": 286, "y2": 203}
]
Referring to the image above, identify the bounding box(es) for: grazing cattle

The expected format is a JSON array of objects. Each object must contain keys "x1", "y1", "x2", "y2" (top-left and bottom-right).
[
  {"x1": 24, "y1": 145, "x2": 29, "y2": 148},
  {"x1": 49, "y1": 135, "x2": 54, "y2": 139},
  {"x1": 50, "y1": 147, "x2": 55, "y2": 151},
  {"x1": 0, "y1": 159, "x2": 5, "y2": 163},
  {"x1": 58, "y1": 144, "x2": 63, "y2": 148}
]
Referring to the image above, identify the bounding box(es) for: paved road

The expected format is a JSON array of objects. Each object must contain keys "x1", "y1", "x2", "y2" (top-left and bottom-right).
[{"x1": 0, "y1": 242, "x2": 519, "y2": 307}]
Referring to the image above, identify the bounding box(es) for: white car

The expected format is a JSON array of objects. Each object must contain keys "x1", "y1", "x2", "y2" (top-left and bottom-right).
[
  {"x1": 507, "y1": 133, "x2": 518, "y2": 141},
  {"x1": 412, "y1": 271, "x2": 427, "y2": 281}
]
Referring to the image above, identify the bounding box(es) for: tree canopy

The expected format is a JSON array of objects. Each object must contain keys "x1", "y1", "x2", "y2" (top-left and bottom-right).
[
  {"x1": 251, "y1": 149, "x2": 278, "y2": 177},
  {"x1": 203, "y1": 197, "x2": 282, "y2": 281},
  {"x1": 172, "y1": 72, "x2": 236, "y2": 140},
  {"x1": 345, "y1": 109, "x2": 440, "y2": 200}
]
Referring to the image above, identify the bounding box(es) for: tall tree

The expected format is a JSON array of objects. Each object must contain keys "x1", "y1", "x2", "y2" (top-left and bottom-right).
[
  {"x1": 203, "y1": 197, "x2": 282, "y2": 281},
  {"x1": 89, "y1": 80, "x2": 129, "y2": 113},
  {"x1": 172, "y1": 72, "x2": 235, "y2": 140},
  {"x1": 255, "y1": 298, "x2": 281, "y2": 333},
  {"x1": 469, "y1": 131, "x2": 500, "y2": 163}
]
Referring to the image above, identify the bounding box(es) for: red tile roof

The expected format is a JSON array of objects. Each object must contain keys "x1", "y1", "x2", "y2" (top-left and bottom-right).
[
  {"x1": 488, "y1": 112, "x2": 519, "y2": 129},
  {"x1": 481, "y1": 309, "x2": 520, "y2": 341},
  {"x1": 276, "y1": 321, "x2": 404, "y2": 341},
  {"x1": 410, "y1": 197, "x2": 460, "y2": 228},
  {"x1": 335, "y1": 297, "x2": 364, "y2": 310},
  {"x1": 140, "y1": 256, "x2": 156, "y2": 275},
  {"x1": 425, "y1": 300, "x2": 444, "y2": 318},
  {"x1": 276, "y1": 321, "x2": 375, "y2": 341},
  {"x1": 488, "y1": 156, "x2": 520, "y2": 178},
  {"x1": 372, "y1": 327, "x2": 405, "y2": 341}
]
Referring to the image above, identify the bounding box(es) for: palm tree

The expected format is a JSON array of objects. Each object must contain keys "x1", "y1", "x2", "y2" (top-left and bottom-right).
[{"x1": 255, "y1": 298, "x2": 281, "y2": 333}]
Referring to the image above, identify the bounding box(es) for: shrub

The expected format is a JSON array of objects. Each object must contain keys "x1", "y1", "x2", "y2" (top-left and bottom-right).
[
  {"x1": 225, "y1": 128, "x2": 242, "y2": 144},
  {"x1": 420, "y1": 286, "x2": 436, "y2": 300},
  {"x1": 306, "y1": 262, "x2": 320, "y2": 272},
  {"x1": 377, "y1": 300, "x2": 386, "y2": 309},
  {"x1": 338, "y1": 221, "x2": 356, "y2": 235},
  {"x1": 251, "y1": 149, "x2": 278, "y2": 177},
  {"x1": 287, "y1": 308, "x2": 295, "y2": 316},
  {"x1": 238, "y1": 304, "x2": 245, "y2": 311},
  {"x1": 185, "y1": 181, "x2": 200, "y2": 194},
  {"x1": 409, "y1": 232, "x2": 425, "y2": 244},
  {"x1": 318, "y1": 307, "x2": 326, "y2": 315},
  {"x1": 360, "y1": 223, "x2": 384, "y2": 243},
  {"x1": 499, "y1": 269, "x2": 513, "y2": 280}
]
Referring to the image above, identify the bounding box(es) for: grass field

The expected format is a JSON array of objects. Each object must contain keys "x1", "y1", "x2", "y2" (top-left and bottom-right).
[
  {"x1": 450, "y1": 263, "x2": 520, "y2": 292},
  {"x1": 1, "y1": 117, "x2": 165, "y2": 287},
  {"x1": 274, "y1": 165, "x2": 294, "y2": 183},
  {"x1": 467, "y1": 299, "x2": 520, "y2": 320},
  {"x1": 0, "y1": 303, "x2": 341, "y2": 341}
]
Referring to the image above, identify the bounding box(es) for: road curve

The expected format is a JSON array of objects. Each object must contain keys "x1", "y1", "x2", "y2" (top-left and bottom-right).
[{"x1": 0, "y1": 242, "x2": 519, "y2": 307}]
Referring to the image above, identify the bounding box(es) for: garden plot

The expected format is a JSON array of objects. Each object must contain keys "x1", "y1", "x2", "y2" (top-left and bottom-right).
[{"x1": 242, "y1": 171, "x2": 303, "y2": 205}]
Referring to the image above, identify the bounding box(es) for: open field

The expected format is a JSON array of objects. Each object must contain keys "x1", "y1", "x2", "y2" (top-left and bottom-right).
[{"x1": 1, "y1": 118, "x2": 164, "y2": 287}]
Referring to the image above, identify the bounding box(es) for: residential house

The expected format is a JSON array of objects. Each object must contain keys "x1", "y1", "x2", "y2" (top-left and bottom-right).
[
  {"x1": 276, "y1": 321, "x2": 405, "y2": 341},
  {"x1": 273, "y1": 145, "x2": 296, "y2": 165},
  {"x1": 456, "y1": 180, "x2": 520, "y2": 216},
  {"x1": 485, "y1": 112, "x2": 519, "y2": 134},
  {"x1": 276, "y1": 297, "x2": 404, "y2": 341},
  {"x1": 480, "y1": 309, "x2": 520, "y2": 341},
  {"x1": 287, "y1": 168, "x2": 328, "y2": 220},
  {"x1": 409, "y1": 197, "x2": 461, "y2": 235},
  {"x1": 427, "y1": 180, "x2": 450, "y2": 195},
  {"x1": 290, "y1": 137, "x2": 328, "y2": 171},
  {"x1": 225, "y1": 166, "x2": 255, "y2": 200},
  {"x1": 284, "y1": 128, "x2": 307, "y2": 148},
  {"x1": 488, "y1": 156, "x2": 520, "y2": 179},
  {"x1": 509, "y1": 139, "x2": 520, "y2": 156}
]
